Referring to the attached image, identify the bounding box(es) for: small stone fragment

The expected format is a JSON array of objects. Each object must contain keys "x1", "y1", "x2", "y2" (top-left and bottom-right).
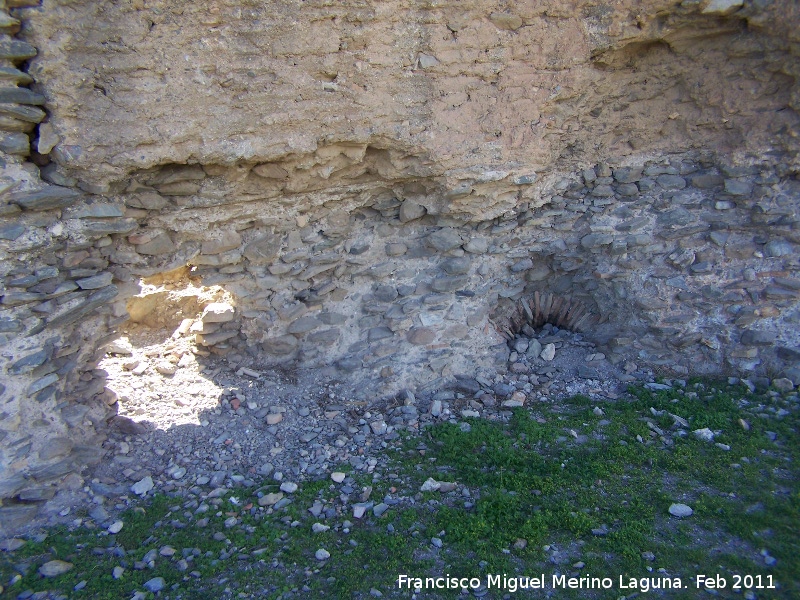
[
  {"x1": 130, "y1": 476, "x2": 154, "y2": 496},
  {"x1": 144, "y1": 577, "x2": 165, "y2": 593},
  {"x1": 258, "y1": 492, "x2": 283, "y2": 506},
  {"x1": 693, "y1": 428, "x2": 715, "y2": 442},
  {"x1": 420, "y1": 478, "x2": 441, "y2": 492},
  {"x1": 0, "y1": 538, "x2": 25, "y2": 552},
  {"x1": 39, "y1": 560, "x2": 73, "y2": 577},
  {"x1": 315, "y1": 548, "x2": 331, "y2": 561},
  {"x1": 108, "y1": 520, "x2": 123, "y2": 534}
]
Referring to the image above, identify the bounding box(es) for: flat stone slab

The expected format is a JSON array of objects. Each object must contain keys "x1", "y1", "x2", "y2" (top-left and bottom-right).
[
  {"x1": 39, "y1": 560, "x2": 74, "y2": 577},
  {"x1": 11, "y1": 186, "x2": 82, "y2": 211}
]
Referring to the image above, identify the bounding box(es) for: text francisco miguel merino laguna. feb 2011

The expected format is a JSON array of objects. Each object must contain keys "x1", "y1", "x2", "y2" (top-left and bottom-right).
[{"x1": 397, "y1": 573, "x2": 778, "y2": 594}]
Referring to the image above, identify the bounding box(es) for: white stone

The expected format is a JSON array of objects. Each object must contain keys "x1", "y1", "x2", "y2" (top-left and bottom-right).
[
  {"x1": 108, "y1": 520, "x2": 124, "y2": 534},
  {"x1": 315, "y1": 548, "x2": 331, "y2": 561},
  {"x1": 693, "y1": 427, "x2": 715, "y2": 442},
  {"x1": 418, "y1": 53, "x2": 439, "y2": 68},
  {"x1": 420, "y1": 477, "x2": 441, "y2": 492},
  {"x1": 280, "y1": 481, "x2": 298, "y2": 493},
  {"x1": 501, "y1": 399, "x2": 524, "y2": 408},
  {"x1": 105, "y1": 338, "x2": 133, "y2": 355},
  {"x1": 370, "y1": 420, "x2": 387, "y2": 435},
  {"x1": 143, "y1": 577, "x2": 165, "y2": 593},
  {"x1": 668, "y1": 503, "x2": 693, "y2": 518},
  {"x1": 130, "y1": 476, "x2": 154, "y2": 496},
  {"x1": 331, "y1": 472, "x2": 346, "y2": 483},
  {"x1": 312, "y1": 523, "x2": 330, "y2": 533},
  {"x1": 540, "y1": 343, "x2": 556, "y2": 361}
]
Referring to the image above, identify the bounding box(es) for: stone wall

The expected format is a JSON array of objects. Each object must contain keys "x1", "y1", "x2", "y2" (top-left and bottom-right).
[{"x1": 0, "y1": 0, "x2": 798, "y2": 530}]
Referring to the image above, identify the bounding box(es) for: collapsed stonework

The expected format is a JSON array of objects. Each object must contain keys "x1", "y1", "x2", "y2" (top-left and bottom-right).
[{"x1": 0, "y1": 0, "x2": 799, "y2": 530}]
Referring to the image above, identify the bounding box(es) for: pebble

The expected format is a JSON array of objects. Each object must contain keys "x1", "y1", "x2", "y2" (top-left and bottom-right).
[
  {"x1": 112, "y1": 566, "x2": 125, "y2": 579},
  {"x1": 38, "y1": 560, "x2": 73, "y2": 577},
  {"x1": 420, "y1": 478, "x2": 441, "y2": 492},
  {"x1": 331, "y1": 472, "x2": 346, "y2": 483},
  {"x1": 108, "y1": 520, "x2": 124, "y2": 534},
  {"x1": 315, "y1": 549, "x2": 330, "y2": 561},
  {"x1": 131, "y1": 476, "x2": 154, "y2": 496},
  {"x1": 0, "y1": 538, "x2": 25, "y2": 551},
  {"x1": 693, "y1": 428, "x2": 715, "y2": 442},
  {"x1": 668, "y1": 503, "x2": 693, "y2": 517},
  {"x1": 540, "y1": 343, "x2": 556, "y2": 361},
  {"x1": 258, "y1": 492, "x2": 284, "y2": 506},
  {"x1": 144, "y1": 577, "x2": 166, "y2": 593},
  {"x1": 280, "y1": 481, "x2": 298, "y2": 493}
]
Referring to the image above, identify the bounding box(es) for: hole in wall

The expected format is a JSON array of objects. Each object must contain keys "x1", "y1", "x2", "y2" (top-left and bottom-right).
[
  {"x1": 101, "y1": 265, "x2": 238, "y2": 431},
  {"x1": 490, "y1": 292, "x2": 599, "y2": 341}
]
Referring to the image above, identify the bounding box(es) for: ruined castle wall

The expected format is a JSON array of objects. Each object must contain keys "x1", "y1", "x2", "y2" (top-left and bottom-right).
[{"x1": 0, "y1": 0, "x2": 798, "y2": 530}]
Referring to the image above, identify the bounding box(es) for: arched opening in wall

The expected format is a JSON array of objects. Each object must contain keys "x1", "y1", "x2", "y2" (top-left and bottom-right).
[
  {"x1": 486, "y1": 292, "x2": 638, "y2": 397},
  {"x1": 490, "y1": 292, "x2": 598, "y2": 340}
]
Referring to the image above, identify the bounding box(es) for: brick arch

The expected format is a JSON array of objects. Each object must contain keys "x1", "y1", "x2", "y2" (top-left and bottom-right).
[{"x1": 490, "y1": 292, "x2": 599, "y2": 341}]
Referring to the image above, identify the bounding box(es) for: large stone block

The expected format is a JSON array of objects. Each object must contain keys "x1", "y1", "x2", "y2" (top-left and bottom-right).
[
  {"x1": 243, "y1": 233, "x2": 282, "y2": 265},
  {"x1": 201, "y1": 231, "x2": 242, "y2": 255}
]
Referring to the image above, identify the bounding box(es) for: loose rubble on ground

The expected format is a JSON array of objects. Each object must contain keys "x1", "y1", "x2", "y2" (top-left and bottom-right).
[{"x1": 88, "y1": 320, "x2": 637, "y2": 519}]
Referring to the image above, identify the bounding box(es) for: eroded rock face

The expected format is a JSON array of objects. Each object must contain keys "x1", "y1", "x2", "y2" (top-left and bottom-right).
[
  {"x1": 18, "y1": 0, "x2": 800, "y2": 191},
  {"x1": 0, "y1": 0, "x2": 798, "y2": 529}
]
